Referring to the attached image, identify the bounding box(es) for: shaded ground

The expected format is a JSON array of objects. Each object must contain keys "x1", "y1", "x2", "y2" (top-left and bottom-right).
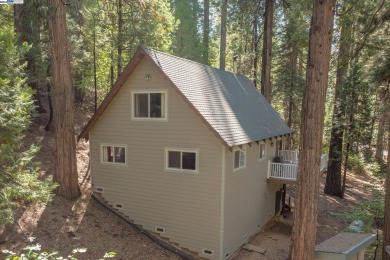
[
  {"x1": 235, "y1": 170, "x2": 382, "y2": 259},
  {"x1": 0, "y1": 103, "x2": 383, "y2": 259}
]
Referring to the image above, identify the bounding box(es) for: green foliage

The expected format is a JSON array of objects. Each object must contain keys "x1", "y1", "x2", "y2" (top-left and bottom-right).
[
  {"x1": 172, "y1": 0, "x2": 202, "y2": 62},
  {"x1": 335, "y1": 185, "x2": 384, "y2": 233},
  {"x1": 3, "y1": 237, "x2": 116, "y2": 260},
  {"x1": 272, "y1": 1, "x2": 311, "y2": 147},
  {"x1": 372, "y1": 48, "x2": 390, "y2": 85},
  {"x1": 69, "y1": 0, "x2": 176, "y2": 103},
  {"x1": 336, "y1": 152, "x2": 387, "y2": 233},
  {"x1": 0, "y1": 22, "x2": 56, "y2": 225},
  {"x1": 346, "y1": 153, "x2": 366, "y2": 175}
]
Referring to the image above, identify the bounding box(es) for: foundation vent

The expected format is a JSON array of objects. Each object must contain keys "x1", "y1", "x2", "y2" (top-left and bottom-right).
[
  {"x1": 95, "y1": 187, "x2": 104, "y2": 193},
  {"x1": 203, "y1": 249, "x2": 213, "y2": 256},
  {"x1": 155, "y1": 227, "x2": 165, "y2": 234}
]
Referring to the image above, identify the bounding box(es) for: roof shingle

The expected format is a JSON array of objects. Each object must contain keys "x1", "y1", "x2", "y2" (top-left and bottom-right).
[
  {"x1": 78, "y1": 46, "x2": 291, "y2": 146},
  {"x1": 143, "y1": 47, "x2": 291, "y2": 146}
]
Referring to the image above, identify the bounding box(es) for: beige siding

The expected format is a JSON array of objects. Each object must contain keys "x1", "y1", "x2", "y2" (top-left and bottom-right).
[
  {"x1": 222, "y1": 140, "x2": 283, "y2": 258},
  {"x1": 90, "y1": 58, "x2": 222, "y2": 259}
]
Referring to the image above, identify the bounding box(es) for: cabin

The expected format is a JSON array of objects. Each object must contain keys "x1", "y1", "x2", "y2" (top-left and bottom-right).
[{"x1": 78, "y1": 46, "x2": 326, "y2": 259}]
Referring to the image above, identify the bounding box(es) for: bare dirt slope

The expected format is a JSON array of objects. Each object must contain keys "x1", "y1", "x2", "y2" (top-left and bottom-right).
[
  {"x1": 0, "y1": 107, "x2": 180, "y2": 260},
  {"x1": 0, "y1": 104, "x2": 382, "y2": 259}
]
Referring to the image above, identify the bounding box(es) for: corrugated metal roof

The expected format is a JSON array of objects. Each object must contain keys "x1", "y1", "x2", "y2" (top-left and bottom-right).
[{"x1": 143, "y1": 47, "x2": 292, "y2": 147}]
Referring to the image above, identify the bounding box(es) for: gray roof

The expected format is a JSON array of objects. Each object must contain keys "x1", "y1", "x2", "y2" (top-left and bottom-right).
[{"x1": 143, "y1": 47, "x2": 291, "y2": 147}]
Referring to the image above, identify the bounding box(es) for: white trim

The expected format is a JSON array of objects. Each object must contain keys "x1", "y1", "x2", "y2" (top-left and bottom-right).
[
  {"x1": 220, "y1": 145, "x2": 226, "y2": 259},
  {"x1": 89, "y1": 131, "x2": 94, "y2": 188},
  {"x1": 131, "y1": 90, "x2": 168, "y2": 121},
  {"x1": 100, "y1": 143, "x2": 128, "y2": 166},
  {"x1": 164, "y1": 147, "x2": 199, "y2": 174},
  {"x1": 258, "y1": 143, "x2": 266, "y2": 160},
  {"x1": 233, "y1": 146, "x2": 246, "y2": 171}
]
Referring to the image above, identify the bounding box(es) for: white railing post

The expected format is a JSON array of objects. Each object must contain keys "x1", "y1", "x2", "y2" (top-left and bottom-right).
[{"x1": 267, "y1": 160, "x2": 271, "y2": 178}]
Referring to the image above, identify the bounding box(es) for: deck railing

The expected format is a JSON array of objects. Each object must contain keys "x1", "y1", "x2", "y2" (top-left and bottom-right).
[
  {"x1": 267, "y1": 161, "x2": 298, "y2": 181},
  {"x1": 268, "y1": 152, "x2": 328, "y2": 182},
  {"x1": 278, "y1": 150, "x2": 299, "y2": 163}
]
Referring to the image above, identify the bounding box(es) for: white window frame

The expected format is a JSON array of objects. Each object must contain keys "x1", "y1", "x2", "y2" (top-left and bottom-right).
[
  {"x1": 165, "y1": 147, "x2": 199, "y2": 173},
  {"x1": 100, "y1": 144, "x2": 127, "y2": 166},
  {"x1": 233, "y1": 147, "x2": 246, "y2": 171},
  {"x1": 131, "y1": 90, "x2": 168, "y2": 121},
  {"x1": 259, "y1": 143, "x2": 266, "y2": 160}
]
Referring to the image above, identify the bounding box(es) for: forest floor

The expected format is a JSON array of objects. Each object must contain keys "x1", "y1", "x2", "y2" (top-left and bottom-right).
[{"x1": 0, "y1": 103, "x2": 384, "y2": 260}]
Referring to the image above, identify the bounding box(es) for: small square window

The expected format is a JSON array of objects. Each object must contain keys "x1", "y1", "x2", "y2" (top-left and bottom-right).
[
  {"x1": 166, "y1": 149, "x2": 198, "y2": 172},
  {"x1": 234, "y1": 148, "x2": 246, "y2": 170},
  {"x1": 259, "y1": 143, "x2": 266, "y2": 159},
  {"x1": 102, "y1": 145, "x2": 126, "y2": 164},
  {"x1": 133, "y1": 92, "x2": 166, "y2": 119}
]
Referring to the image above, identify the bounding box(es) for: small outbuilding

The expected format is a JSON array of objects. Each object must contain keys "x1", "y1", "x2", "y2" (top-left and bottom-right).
[{"x1": 79, "y1": 46, "x2": 293, "y2": 259}]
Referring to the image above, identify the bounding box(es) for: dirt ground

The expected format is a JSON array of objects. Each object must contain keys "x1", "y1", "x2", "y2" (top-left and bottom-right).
[
  {"x1": 0, "y1": 104, "x2": 383, "y2": 259},
  {"x1": 235, "y1": 170, "x2": 382, "y2": 260}
]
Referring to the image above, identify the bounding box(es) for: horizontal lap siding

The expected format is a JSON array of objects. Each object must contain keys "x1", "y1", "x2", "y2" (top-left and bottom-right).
[
  {"x1": 222, "y1": 141, "x2": 282, "y2": 257},
  {"x1": 90, "y1": 59, "x2": 222, "y2": 259}
]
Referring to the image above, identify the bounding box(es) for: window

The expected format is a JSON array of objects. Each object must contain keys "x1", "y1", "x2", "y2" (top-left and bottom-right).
[
  {"x1": 133, "y1": 91, "x2": 166, "y2": 119},
  {"x1": 101, "y1": 145, "x2": 126, "y2": 164},
  {"x1": 234, "y1": 148, "x2": 246, "y2": 170},
  {"x1": 166, "y1": 148, "x2": 198, "y2": 172},
  {"x1": 259, "y1": 143, "x2": 266, "y2": 159}
]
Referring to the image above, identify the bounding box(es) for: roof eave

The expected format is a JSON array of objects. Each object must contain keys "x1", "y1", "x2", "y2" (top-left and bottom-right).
[{"x1": 77, "y1": 47, "x2": 146, "y2": 142}]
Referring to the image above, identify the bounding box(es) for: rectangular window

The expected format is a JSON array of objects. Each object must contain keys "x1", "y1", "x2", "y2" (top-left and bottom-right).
[
  {"x1": 101, "y1": 145, "x2": 126, "y2": 164},
  {"x1": 166, "y1": 148, "x2": 198, "y2": 172},
  {"x1": 234, "y1": 148, "x2": 246, "y2": 170},
  {"x1": 133, "y1": 91, "x2": 166, "y2": 119},
  {"x1": 259, "y1": 143, "x2": 266, "y2": 159}
]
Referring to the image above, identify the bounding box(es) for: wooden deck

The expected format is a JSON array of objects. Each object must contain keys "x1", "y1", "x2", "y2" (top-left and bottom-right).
[{"x1": 267, "y1": 151, "x2": 328, "y2": 184}]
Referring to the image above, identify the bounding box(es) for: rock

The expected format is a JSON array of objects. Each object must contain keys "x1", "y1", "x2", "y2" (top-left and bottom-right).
[{"x1": 242, "y1": 244, "x2": 266, "y2": 254}]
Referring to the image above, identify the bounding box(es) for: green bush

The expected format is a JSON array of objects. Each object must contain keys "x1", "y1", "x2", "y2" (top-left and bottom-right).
[
  {"x1": 0, "y1": 19, "x2": 57, "y2": 225},
  {"x1": 346, "y1": 153, "x2": 366, "y2": 175}
]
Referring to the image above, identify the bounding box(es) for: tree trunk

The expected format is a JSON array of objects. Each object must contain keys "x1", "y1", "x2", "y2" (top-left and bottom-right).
[
  {"x1": 376, "y1": 112, "x2": 386, "y2": 160},
  {"x1": 219, "y1": 0, "x2": 227, "y2": 70},
  {"x1": 48, "y1": 0, "x2": 80, "y2": 200},
  {"x1": 285, "y1": 47, "x2": 297, "y2": 150},
  {"x1": 324, "y1": 18, "x2": 352, "y2": 197},
  {"x1": 383, "y1": 107, "x2": 390, "y2": 260},
  {"x1": 261, "y1": 0, "x2": 274, "y2": 102},
  {"x1": 117, "y1": 0, "x2": 123, "y2": 77},
  {"x1": 289, "y1": 1, "x2": 336, "y2": 259},
  {"x1": 253, "y1": 11, "x2": 259, "y2": 87},
  {"x1": 203, "y1": 0, "x2": 210, "y2": 65}
]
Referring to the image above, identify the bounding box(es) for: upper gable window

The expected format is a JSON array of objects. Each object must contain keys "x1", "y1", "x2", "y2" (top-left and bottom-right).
[
  {"x1": 132, "y1": 91, "x2": 166, "y2": 119},
  {"x1": 233, "y1": 147, "x2": 246, "y2": 170}
]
